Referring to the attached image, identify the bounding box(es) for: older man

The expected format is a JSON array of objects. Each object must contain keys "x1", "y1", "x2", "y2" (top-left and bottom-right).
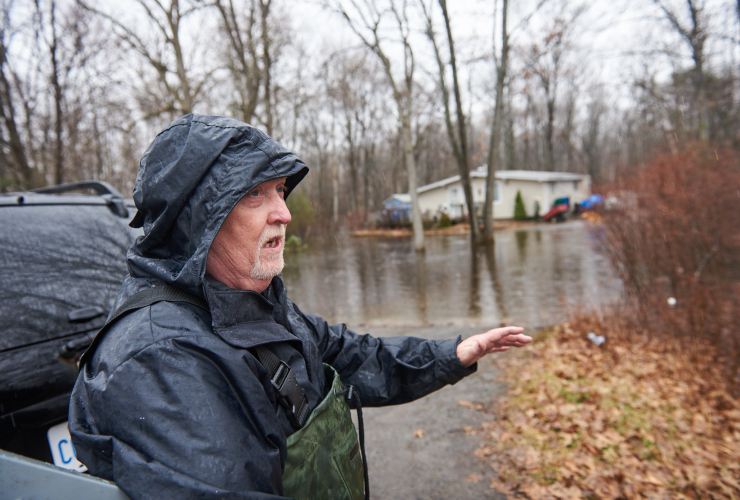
[{"x1": 69, "y1": 114, "x2": 531, "y2": 500}]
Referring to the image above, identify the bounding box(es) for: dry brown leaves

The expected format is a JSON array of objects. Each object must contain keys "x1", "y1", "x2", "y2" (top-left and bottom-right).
[{"x1": 478, "y1": 313, "x2": 740, "y2": 499}]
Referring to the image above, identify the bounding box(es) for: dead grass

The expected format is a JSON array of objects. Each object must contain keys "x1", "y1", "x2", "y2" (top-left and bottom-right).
[{"x1": 475, "y1": 313, "x2": 740, "y2": 499}]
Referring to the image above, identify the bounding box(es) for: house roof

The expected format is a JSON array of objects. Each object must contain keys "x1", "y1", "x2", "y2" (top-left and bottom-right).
[
  {"x1": 417, "y1": 168, "x2": 589, "y2": 193},
  {"x1": 493, "y1": 169, "x2": 589, "y2": 182},
  {"x1": 385, "y1": 193, "x2": 412, "y2": 203}
]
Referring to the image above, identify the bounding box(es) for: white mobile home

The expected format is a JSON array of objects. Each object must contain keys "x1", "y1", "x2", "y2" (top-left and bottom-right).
[{"x1": 416, "y1": 167, "x2": 591, "y2": 220}]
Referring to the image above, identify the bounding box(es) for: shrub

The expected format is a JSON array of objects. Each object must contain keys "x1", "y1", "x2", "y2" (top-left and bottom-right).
[
  {"x1": 599, "y1": 143, "x2": 740, "y2": 386},
  {"x1": 285, "y1": 234, "x2": 303, "y2": 247},
  {"x1": 284, "y1": 234, "x2": 307, "y2": 252},
  {"x1": 286, "y1": 191, "x2": 315, "y2": 240},
  {"x1": 513, "y1": 190, "x2": 527, "y2": 220},
  {"x1": 438, "y1": 212, "x2": 452, "y2": 228}
]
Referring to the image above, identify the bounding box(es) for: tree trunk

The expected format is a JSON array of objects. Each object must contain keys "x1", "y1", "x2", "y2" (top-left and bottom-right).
[
  {"x1": 483, "y1": 0, "x2": 508, "y2": 241},
  {"x1": 332, "y1": 159, "x2": 339, "y2": 224},
  {"x1": 260, "y1": 0, "x2": 273, "y2": 135},
  {"x1": 438, "y1": 0, "x2": 478, "y2": 241},
  {"x1": 362, "y1": 122, "x2": 371, "y2": 212},
  {"x1": 345, "y1": 115, "x2": 358, "y2": 213},
  {"x1": 401, "y1": 110, "x2": 424, "y2": 251},
  {"x1": 505, "y1": 101, "x2": 516, "y2": 170},
  {"x1": 50, "y1": 1, "x2": 64, "y2": 185},
  {"x1": 545, "y1": 91, "x2": 555, "y2": 171},
  {"x1": 215, "y1": 0, "x2": 260, "y2": 124},
  {"x1": 169, "y1": 0, "x2": 193, "y2": 115},
  {"x1": 0, "y1": 39, "x2": 32, "y2": 189}
]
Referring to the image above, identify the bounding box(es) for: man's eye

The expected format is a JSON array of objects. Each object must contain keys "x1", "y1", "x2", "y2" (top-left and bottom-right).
[
  {"x1": 248, "y1": 189, "x2": 260, "y2": 197},
  {"x1": 277, "y1": 185, "x2": 286, "y2": 193}
]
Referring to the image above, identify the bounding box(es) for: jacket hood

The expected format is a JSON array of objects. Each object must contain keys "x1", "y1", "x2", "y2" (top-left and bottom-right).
[{"x1": 127, "y1": 114, "x2": 308, "y2": 298}]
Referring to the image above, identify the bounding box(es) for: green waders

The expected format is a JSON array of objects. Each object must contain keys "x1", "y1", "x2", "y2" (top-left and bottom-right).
[{"x1": 282, "y1": 365, "x2": 365, "y2": 500}]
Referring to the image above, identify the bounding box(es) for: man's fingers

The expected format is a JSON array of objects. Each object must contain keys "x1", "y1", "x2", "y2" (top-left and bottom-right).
[
  {"x1": 481, "y1": 326, "x2": 525, "y2": 344},
  {"x1": 501, "y1": 334, "x2": 532, "y2": 345},
  {"x1": 484, "y1": 333, "x2": 532, "y2": 352},
  {"x1": 484, "y1": 329, "x2": 530, "y2": 346},
  {"x1": 489, "y1": 326, "x2": 524, "y2": 337},
  {"x1": 457, "y1": 328, "x2": 531, "y2": 367}
]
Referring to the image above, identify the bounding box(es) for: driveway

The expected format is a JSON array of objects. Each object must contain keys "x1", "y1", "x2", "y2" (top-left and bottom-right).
[{"x1": 360, "y1": 325, "x2": 508, "y2": 500}]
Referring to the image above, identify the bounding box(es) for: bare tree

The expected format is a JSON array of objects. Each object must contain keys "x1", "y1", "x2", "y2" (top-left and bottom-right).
[
  {"x1": 1, "y1": 0, "x2": 110, "y2": 189},
  {"x1": 0, "y1": 2, "x2": 32, "y2": 189},
  {"x1": 482, "y1": 0, "x2": 550, "y2": 238},
  {"x1": 523, "y1": 1, "x2": 584, "y2": 171},
  {"x1": 259, "y1": 0, "x2": 274, "y2": 135},
  {"x1": 421, "y1": 0, "x2": 479, "y2": 241},
  {"x1": 80, "y1": 0, "x2": 210, "y2": 119},
  {"x1": 327, "y1": 52, "x2": 361, "y2": 213},
  {"x1": 483, "y1": 0, "x2": 509, "y2": 241},
  {"x1": 651, "y1": 0, "x2": 709, "y2": 140},
  {"x1": 581, "y1": 89, "x2": 606, "y2": 183},
  {"x1": 46, "y1": 1, "x2": 64, "y2": 184},
  {"x1": 328, "y1": 0, "x2": 425, "y2": 250},
  {"x1": 214, "y1": 0, "x2": 261, "y2": 123}
]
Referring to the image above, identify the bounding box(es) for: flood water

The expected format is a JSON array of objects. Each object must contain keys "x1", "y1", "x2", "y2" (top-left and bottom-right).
[{"x1": 282, "y1": 220, "x2": 622, "y2": 330}]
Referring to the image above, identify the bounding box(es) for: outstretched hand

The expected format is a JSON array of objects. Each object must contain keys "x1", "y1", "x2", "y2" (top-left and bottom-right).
[{"x1": 456, "y1": 326, "x2": 532, "y2": 368}]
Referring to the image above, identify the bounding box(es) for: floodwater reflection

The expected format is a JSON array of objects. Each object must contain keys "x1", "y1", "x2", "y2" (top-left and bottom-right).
[{"x1": 282, "y1": 221, "x2": 621, "y2": 329}]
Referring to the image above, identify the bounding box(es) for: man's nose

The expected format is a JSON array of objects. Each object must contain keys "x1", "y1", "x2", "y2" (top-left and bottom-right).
[{"x1": 268, "y1": 196, "x2": 291, "y2": 225}]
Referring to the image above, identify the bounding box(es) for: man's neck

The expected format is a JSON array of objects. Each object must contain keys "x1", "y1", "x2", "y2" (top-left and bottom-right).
[{"x1": 204, "y1": 271, "x2": 271, "y2": 293}]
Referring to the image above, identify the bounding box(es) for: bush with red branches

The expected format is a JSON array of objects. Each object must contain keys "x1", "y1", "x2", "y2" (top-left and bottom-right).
[{"x1": 599, "y1": 143, "x2": 740, "y2": 384}]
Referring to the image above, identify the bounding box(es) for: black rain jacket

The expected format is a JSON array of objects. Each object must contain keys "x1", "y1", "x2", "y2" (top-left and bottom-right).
[{"x1": 69, "y1": 114, "x2": 475, "y2": 500}]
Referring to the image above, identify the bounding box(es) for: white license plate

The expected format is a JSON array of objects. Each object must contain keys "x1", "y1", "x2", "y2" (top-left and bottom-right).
[{"x1": 47, "y1": 421, "x2": 87, "y2": 472}]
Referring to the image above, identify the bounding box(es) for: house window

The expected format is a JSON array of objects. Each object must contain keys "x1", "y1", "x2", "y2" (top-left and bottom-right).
[
  {"x1": 550, "y1": 182, "x2": 556, "y2": 194},
  {"x1": 448, "y1": 187, "x2": 462, "y2": 205},
  {"x1": 573, "y1": 180, "x2": 579, "y2": 190},
  {"x1": 481, "y1": 182, "x2": 502, "y2": 203}
]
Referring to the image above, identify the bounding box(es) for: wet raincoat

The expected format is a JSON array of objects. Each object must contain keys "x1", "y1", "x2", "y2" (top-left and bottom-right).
[{"x1": 69, "y1": 114, "x2": 476, "y2": 500}]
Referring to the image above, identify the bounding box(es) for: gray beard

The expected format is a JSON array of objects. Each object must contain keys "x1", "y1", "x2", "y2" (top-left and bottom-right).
[
  {"x1": 250, "y1": 226, "x2": 286, "y2": 280},
  {"x1": 250, "y1": 251, "x2": 284, "y2": 280}
]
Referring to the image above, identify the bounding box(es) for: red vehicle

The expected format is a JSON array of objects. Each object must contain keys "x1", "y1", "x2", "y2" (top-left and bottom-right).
[{"x1": 543, "y1": 197, "x2": 570, "y2": 222}]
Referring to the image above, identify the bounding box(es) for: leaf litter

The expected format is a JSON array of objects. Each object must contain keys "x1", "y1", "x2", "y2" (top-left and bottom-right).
[{"x1": 477, "y1": 313, "x2": 740, "y2": 499}]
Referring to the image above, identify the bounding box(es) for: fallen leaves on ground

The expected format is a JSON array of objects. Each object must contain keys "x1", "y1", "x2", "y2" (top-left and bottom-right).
[
  {"x1": 477, "y1": 314, "x2": 740, "y2": 499},
  {"x1": 413, "y1": 428, "x2": 424, "y2": 439}
]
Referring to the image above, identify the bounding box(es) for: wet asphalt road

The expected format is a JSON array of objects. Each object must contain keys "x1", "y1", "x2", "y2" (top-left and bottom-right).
[{"x1": 358, "y1": 325, "x2": 509, "y2": 500}]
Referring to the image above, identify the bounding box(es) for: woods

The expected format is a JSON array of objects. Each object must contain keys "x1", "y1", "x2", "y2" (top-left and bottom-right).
[{"x1": 1, "y1": 0, "x2": 740, "y2": 232}]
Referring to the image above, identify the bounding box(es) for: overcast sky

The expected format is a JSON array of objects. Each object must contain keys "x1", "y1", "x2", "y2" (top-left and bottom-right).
[{"x1": 288, "y1": 0, "x2": 738, "y2": 112}]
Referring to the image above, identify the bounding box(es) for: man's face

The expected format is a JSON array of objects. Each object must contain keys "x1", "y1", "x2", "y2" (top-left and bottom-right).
[{"x1": 206, "y1": 177, "x2": 292, "y2": 292}]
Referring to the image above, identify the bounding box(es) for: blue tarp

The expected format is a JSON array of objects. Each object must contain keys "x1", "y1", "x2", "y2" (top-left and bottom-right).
[{"x1": 580, "y1": 194, "x2": 604, "y2": 210}]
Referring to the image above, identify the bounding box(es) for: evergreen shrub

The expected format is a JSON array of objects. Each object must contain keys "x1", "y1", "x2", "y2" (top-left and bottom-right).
[{"x1": 513, "y1": 190, "x2": 527, "y2": 220}]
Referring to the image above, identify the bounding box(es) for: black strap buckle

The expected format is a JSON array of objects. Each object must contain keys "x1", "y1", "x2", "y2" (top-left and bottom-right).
[
  {"x1": 270, "y1": 360, "x2": 291, "y2": 391},
  {"x1": 270, "y1": 360, "x2": 310, "y2": 429}
]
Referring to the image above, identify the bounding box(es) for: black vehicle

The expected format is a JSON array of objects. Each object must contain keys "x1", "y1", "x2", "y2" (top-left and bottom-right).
[{"x1": 0, "y1": 181, "x2": 139, "y2": 468}]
